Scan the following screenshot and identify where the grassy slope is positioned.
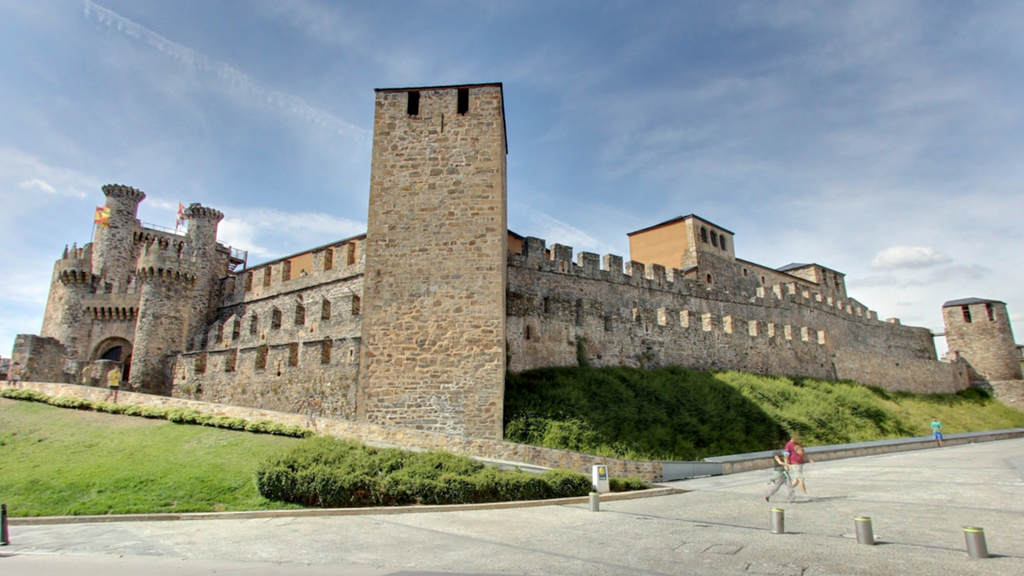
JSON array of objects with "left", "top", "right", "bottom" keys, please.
[
  {"left": 0, "top": 398, "right": 301, "bottom": 517},
  {"left": 504, "top": 365, "right": 1024, "bottom": 461}
]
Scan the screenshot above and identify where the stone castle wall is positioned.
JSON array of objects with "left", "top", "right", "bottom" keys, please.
[
  {"left": 506, "top": 236, "right": 965, "bottom": 392},
  {"left": 170, "top": 236, "right": 366, "bottom": 419},
  {"left": 357, "top": 85, "right": 508, "bottom": 439}
]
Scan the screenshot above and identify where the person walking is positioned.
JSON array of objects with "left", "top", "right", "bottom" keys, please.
[
  {"left": 764, "top": 447, "right": 795, "bottom": 503},
  {"left": 106, "top": 366, "right": 122, "bottom": 403},
  {"left": 931, "top": 417, "right": 944, "bottom": 447},
  {"left": 784, "top": 434, "right": 815, "bottom": 496}
]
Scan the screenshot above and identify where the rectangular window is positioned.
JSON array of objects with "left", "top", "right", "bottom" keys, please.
[
  {"left": 231, "top": 318, "right": 240, "bottom": 341},
  {"left": 255, "top": 345, "right": 268, "bottom": 371},
  {"left": 295, "top": 304, "right": 305, "bottom": 326},
  {"left": 321, "top": 299, "right": 331, "bottom": 320},
  {"left": 263, "top": 267, "right": 272, "bottom": 287},
  {"left": 962, "top": 305, "right": 972, "bottom": 323},
  {"left": 346, "top": 243, "right": 356, "bottom": 266},
  {"left": 250, "top": 314, "right": 259, "bottom": 336},
  {"left": 244, "top": 272, "right": 253, "bottom": 291},
  {"left": 321, "top": 339, "right": 332, "bottom": 365},
  {"left": 351, "top": 295, "right": 361, "bottom": 316},
  {"left": 322, "top": 248, "right": 333, "bottom": 271},
  {"left": 288, "top": 343, "right": 299, "bottom": 367},
  {"left": 457, "top": 88, "right": 469, "bottom": 114},
  {"left": 194, "top": 353, "right": 207, "bottom": 375},
  {"left": 407, "top": 91, "right": 420, "bottom": 115},
  {"left": 224, "top": 349, "right": 237, "bottom": 372},
  {"left": 271, "top": 308, "right": 282, "bottom": 330},
  {"left": 986, "top": 303, "right": 995, "bottom": 321}
]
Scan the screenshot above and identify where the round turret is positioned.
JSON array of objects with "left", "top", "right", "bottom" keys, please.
[
  {"left": 943, "top": 298, "right": 1022, "bottom": 382},
  {"left": 181, "top": 203, "right": 225, "bottom": 350},
  {"left": 92, "top": 183, "right": 146, "bottom": 287},
  {"left": 43, "top": 243, "right": 96, "bottom": 358}
]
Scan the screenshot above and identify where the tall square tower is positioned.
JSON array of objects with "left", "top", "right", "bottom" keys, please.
[{"left": 357, "top": 83, "right": 508, "bottom": 439}]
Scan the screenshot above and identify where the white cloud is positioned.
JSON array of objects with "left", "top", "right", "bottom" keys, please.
[
  {"left": 870, "top": 246, "right": 952, "bottom": 270},
  {"left": 0, "top": 148, "right": 98, "bottom": 201},
  {"left": 19, "top": 179, "right": 56, "bottom": 194},
  {"left": 219, "top": 208, "right": 366, "bottom": 262}
]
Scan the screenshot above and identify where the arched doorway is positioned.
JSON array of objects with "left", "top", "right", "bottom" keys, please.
[{"left": 93, "top": 337, "right": 133, "bottom": 380}]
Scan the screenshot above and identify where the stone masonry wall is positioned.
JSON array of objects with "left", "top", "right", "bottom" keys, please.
[
  {"left": 171, "top": 236, "right": 366, "bottom": 419},
  {"left": 943, "top": 301, "right": 1022, "bottom": 383},
  {"left": 358, "top": 84, "right": 508, "bottom": 439},
  {"left": 5, "top": 381, "right": 663, "bottom": 482},
  {"left": 10, "top": 335, "right": 69, "bottom": 383},
  {"left": 833, "top": 350, "right": 969, "bottom": 394},
  {"left": 507, "top": 237, "right": 958, "bottom": 392}
]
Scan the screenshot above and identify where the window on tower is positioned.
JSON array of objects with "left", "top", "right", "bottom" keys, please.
[{"left": 408, "top": 91, "right": 420, "bottom": 115}]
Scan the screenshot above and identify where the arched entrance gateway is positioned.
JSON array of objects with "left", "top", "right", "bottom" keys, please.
[{"left": 92, "top": 337, "right": 133, "bottom": 380}]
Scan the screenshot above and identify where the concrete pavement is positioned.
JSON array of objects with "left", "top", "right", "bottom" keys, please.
[{"left": 4, "top": 438, "right": 1024, "bottom": 575}]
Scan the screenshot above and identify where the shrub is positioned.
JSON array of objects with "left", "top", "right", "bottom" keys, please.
[
  {"left": 255, "top": 436, "right": 592, "bottom": 508},
  {"left": 47, "top": 396, "right": 93, "bottom": 410},
  {"left": 166, "top": 408, "right": 204, "bottom": 424},
  {"left": 1, "top": 388, "right": 49, "bottom": 402}
]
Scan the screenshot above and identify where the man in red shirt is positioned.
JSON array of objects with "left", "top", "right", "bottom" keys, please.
[{"left": 784, "top": 434, "right": 815, "bottom": 495}]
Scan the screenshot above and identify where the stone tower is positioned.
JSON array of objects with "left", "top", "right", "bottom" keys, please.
[
  {"left": 943, "top": 298, "right": 1022, "bottom": 383},
  {"left": 40, "top": 244, "right": 95, "bottom": 359},
  {"left": 129, "top": 236, "right": 198, "bottom": 393},
  {"left": 357, "top": 83, "right": 508, "bottom": 439},
  {"left": 92, "top": 184, "right": 146, "bottom": 290},
  {"left": 182, "top": 204, "right": 226, "bottom": 349}
]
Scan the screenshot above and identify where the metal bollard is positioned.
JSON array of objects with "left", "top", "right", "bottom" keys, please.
[
  {"left": 963, "top": 527, "right": 988, "bottom": 559},
  {"left": 589, "top": 492, "right": 600, "bottom": 512},
  {"left": 1, "top": 502, "right": 9, "bottom": 545},
  {"left": 854, "top": 516, "right": 875, "bottom": 545},
  {"left": 770, "top": 508, "right": 785, "bottom": 534}
]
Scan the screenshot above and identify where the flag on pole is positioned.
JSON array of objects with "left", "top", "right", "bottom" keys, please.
[
  {"left": 94, "top": 206, "right": 111, "bottom": 228},
  {"left": 176, "top": 203, "right": 188, "bottom": 228}
]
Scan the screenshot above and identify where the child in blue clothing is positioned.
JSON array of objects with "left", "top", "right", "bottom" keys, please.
[{"left": 931, "top": 417, "right": 943, "bottom": 447}]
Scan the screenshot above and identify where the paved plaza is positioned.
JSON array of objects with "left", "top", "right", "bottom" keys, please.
[{"left": 3, "top": 438, "right": 1024, "bottom": 575}]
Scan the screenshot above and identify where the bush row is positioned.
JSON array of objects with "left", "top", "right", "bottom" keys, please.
[
  {"left": 0, "top": 387, "right": 313, "bottom": 438},
  {"left": 255, "top": 436, "right": 595, "bottom": 507}
]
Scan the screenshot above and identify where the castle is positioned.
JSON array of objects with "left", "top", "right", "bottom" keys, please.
[{"left": 10, "top": 83, "right": 1023, "bottom": 441}]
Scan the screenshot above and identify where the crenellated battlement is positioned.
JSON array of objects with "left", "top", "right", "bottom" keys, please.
[
  {"left": 135, "top": 238, "right": 198, "bottom": 285},
  {"left": 55, "top": 243, "right": 95, "bottom": 286},
  {"left": 509, "top": 236, "right": 883, "bottom": 326},
  {"left": 184, "top": 203, "right": 224, "bottom": 222},
  {"left": 234, "top": 236, "right": 366, "bottom": 304},
  {"left": 101, "top": 183, "right": 146, "bottom": 203}
]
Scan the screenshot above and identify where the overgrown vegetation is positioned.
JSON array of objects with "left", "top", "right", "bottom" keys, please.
[
  {"left": 504, "top": 365, "right": 1024, "bottom": 461},
  {"left": 255, "top": 436, "right": 594, "bottom": 507},
  {"left": 0, "top": 397, "right": 302, "bottom": 516},
  {"left": 0, "top": 387, "right": 312, "bottom": 438}
]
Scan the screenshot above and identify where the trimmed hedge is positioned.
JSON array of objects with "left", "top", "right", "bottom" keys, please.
[
  {"left": 0, "top": 387, "right": 312, "bottom": 438},
  {"left": 255, "top": 436, "right": 594, "bottom": 507}
]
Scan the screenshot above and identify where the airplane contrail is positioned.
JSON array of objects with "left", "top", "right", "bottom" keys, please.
[{"left": 82, "top": 1, "right": 370, "bottom": 143}]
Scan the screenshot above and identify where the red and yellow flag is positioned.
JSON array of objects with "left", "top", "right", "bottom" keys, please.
[
  {"left": 176, "top": 203, "right": 189, "bottom": 228},
  {"left": 94, "top": 206, "right": 111, "bottom": 228}
]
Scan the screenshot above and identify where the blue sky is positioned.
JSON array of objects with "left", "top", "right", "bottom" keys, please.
[{"left": 2, "top": 0, "right": 1023, "bottom": 357}]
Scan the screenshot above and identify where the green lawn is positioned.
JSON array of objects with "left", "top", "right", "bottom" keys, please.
[
  {"left": 504, "top": 365, "right": 1024, "bottom": 461},
  {"left": 0, "top": 398, "right": 302, "bottom": 517}
]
